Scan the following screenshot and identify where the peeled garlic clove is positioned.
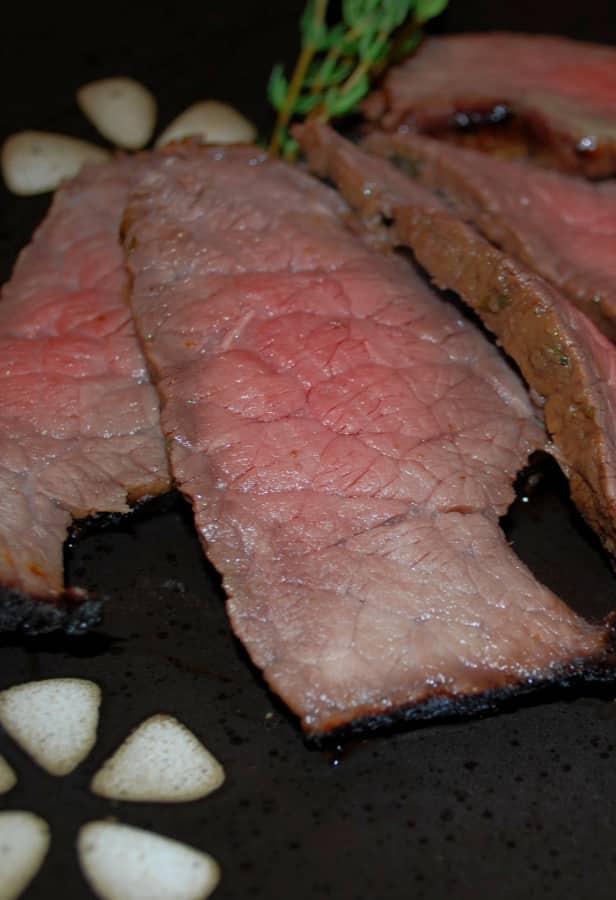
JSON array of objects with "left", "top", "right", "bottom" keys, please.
[
  {"left": 77, "top": 77, "right": 157, "bottom": 150},
  {"left": 90, "top": 713, "right": 225, "bottom": 803},
  {"left": 0, "top": 678, "right": 101, "bottom": 776},
  {"left": 0, "top": 811, "right": 50, "bottom": 900},
  {"left": 1, "top": 131, "right": 109, "bottom": 195},
  {"left": 155, "top": 101, "right": 256, "bottom": 148},
  {"left": 77, "top": 820, "right": 221, "bottom": 900},
  {"left": 0, "top": 754, "right": 17, "bottom": 794}
]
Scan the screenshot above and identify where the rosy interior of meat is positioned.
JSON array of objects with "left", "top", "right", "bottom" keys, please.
[
  {"left": 297, "top": 123, "right": 616, "bottom": 560},
  {"left": 367, "top": 32, "right": 616, "bottom": 176},
  {"left": 3, "top": 25, "right": 616, "bottom": 722},
  {"left": 122, "top": 145, "right": 610, "bottom": 736},
  {"left": 0, "top": 157, "right": 170, "bottom": 612},
  {"left": 365, "top": 131, "right": 616, "bottom": 342}
]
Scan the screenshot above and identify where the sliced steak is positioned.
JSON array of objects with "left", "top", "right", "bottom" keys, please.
[
  {"left": 365, "top": 33, "right": 616, "bottom": 178},
  {"left": 363, "top": 131, "right": 616, "bottom": 342},
  {"left": 298, "top": 123, "right": 616, "bottom": 558},
  {"left": 123, "top": 143, "right": 611, "bottom": 738},
  {"left": 0, "top": 157, "right": 170, "bottom": 633}
]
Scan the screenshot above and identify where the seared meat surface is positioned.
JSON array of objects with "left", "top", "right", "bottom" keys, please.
[
  {"left": 298, "top": 123, "right": 616, "bottom": 559},
  {"left": 0, "top": 157, "right": 170, "bottom": 633},
  {"left": 365, "top": 132, "right": 616, "bottom": 342},
  {"left": 123, "top": 144, "right": 610, "bottom": 737}
]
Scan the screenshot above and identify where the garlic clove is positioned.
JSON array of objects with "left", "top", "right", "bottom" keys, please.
[
  {"left": 77, "top": 76, "right": 157, "bottom": 150},
  {"left": 90, "top": 713, "right": 225, "bottom": 802},
  {"left": 0, "top": 753, "right": 17, "bottom": 794},
  {"left": 0, "top": 811, "right": 50, "bottom": 900},
  {"left": 1, "top": 131, "right": 110, "bottom": 195},
  {"left": 155, "top": 101, "right": 257, "bottom": 147},
  {"left": 77, "top": 820, "right": 221, "bottom": 900},
  {"left": 0, "top": 678, "right": 101, "bottom": 776}
]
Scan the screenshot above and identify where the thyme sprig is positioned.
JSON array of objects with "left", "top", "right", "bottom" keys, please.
[{"left": 268, "top": 0, "right": 449, "bottom": 159}]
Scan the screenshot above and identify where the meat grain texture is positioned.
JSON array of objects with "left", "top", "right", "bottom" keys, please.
[
  {"left": 0, "top": 157, "right": 170, "bottom": 632},
  {"left": 298, "top": 123, "right": 616, "bottom": 560},
  {"left": 123, "top": 144, "right": 610, "bottom": 736},
  {"left": 365, "top": 33, "right": 616, "bottom": 177},
  {"left": 365, "top": 131, "right": 616, "bottom": 342}
]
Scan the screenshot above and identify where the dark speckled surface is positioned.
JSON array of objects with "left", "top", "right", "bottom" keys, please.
[{"left": 1, "top": 3, "right": 616, "bottom": 898}]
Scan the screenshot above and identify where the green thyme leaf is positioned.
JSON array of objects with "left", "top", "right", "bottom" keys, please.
[
  {"left": 268, "top": 0, "right": 449, "bottom": 158},
  {"left": 322, "top": 22, "right": 347, "bottom": 51},
  {"left": 267, "top": 63, "right": 290, "bottom": 111},
  {"left": 301, "top": 0, "right": 330, "bottom": 48},
  {"left": 415, "top": 0, "right": 449, "bottom": 23},
  {"left": 281, "top": 134, "right": 300, "bottom": 160},
  {"left": 324, "top": 72, "right": 371, "bottom": 116},
  {"left": 395, "top": 28, "right": 423, "bottom": 58},
  {"left": 305, "top": 54, "right": 354, "bottom": 88},
  {"left": 294, "top": 92, "right": 327, "bottom": 115},
  {"left": 380, "top": 0, "right": 416, "bottom": 30}
]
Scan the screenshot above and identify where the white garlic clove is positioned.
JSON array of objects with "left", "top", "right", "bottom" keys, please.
[
  {"left": 77, "top": 76, "right": 157, "bottom": 150},
  {"left": 1, "top": 131, "right": 110, "bottom": 195},
  {"left": 0, "top": 811, "right": 50, "bottom": 900},
  {"left": 0, "top": 678, "right": 101, "bottom": 776},
  {"left": 0, "top": 753, "right": 17, "bottom": 794},
  {"left": 155, "top": 101, "right": 257, "bottom": 148},
  {"left": 90, "top": 713, "right": 225, "bottom": 803},
  {"left": 77, "top": 820, "right": 221, "bottom": 900}
]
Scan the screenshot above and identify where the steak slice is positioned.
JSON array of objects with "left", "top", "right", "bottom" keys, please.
[
  {"left": 363, "top": 131, "right": 616, "bottom": 343},
  {"left": 0, "top": 156, "right": 170, "bottom": 634},
  {"left": 298, "top": 123, "right": 616, "bottom": 558},
  {"left": 123, "top": 143, "right": 611, "bottom": 738},
  {"left": 364, "top": 33, "right": 616, "bottom": 178}
]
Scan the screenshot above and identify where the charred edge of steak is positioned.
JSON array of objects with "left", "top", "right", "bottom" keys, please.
[
  {"left": 0, "top": 584, "right": 102, "bottom": 636},
  {"left": 307, "top": 639, "right": 616, "bottom": 747},
  {"left": 1, "top": 496, "right": 182, "bottom": 636}
]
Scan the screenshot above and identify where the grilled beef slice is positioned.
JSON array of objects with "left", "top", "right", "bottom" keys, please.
[
  {"left": 363, "top": 131, "right": 616, "bottom": 343},
  {"left": 0, "top": 157, "right": 170, "bottom": 633},
  {"left": 122, "top": 144, "right": 611, "bottom": 738},
  {"left": 364, "top": 33, "right": 616, "bottom": 178},
  {"left": 298, "top": 123, "right": 616, "bottom": 559}
]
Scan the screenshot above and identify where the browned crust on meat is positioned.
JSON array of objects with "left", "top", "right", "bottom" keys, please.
[
  {"left": 306, "top": 612, "right": 616, "bottom": 741},
  {"left": 296, "top": 123, "right": 616, "bottom": 558},
  {"left": 308, "top": 642, "right": 616, "bottom": 743},
  {"left": 364, "top": 131, "right": 616, "bottom": 343},
  {"left": 394, "top": 209, "right": 616, "bottom": 556}
]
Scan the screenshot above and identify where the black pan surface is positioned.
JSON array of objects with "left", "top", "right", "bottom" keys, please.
[{"left": 2, "top": 3, "right": 616, "bottom": 898}]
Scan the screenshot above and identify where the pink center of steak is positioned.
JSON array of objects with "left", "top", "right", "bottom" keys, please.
[
  {"left": 369, "top": 32, "right": 616, "bottom": 177},
  {"left": 297, "top": 123, "right": 616, "bottom": 560},
  {"left": 382, "top": 33, "right": 616, "bottom": 121},
  {"left": 0, "top": 157, "right": 170, "bottom": 601},
  {"left": 368, "top": 131, "right": 616, "bottom": 342},
  {"left": 123, "top": 145, "right": 608, "bottom": 735}
]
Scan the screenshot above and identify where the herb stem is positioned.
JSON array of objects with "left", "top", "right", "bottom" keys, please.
[
  {"left": 270, "top": 0, "right": 329, "bottom": 157},
  {"left": 342, "top": 27, "right": 390, "bottom": 93},
  {"left": 267, "top": 0, "right": 450, "bottom": 158},
  {"left": 375, "top": 13, "right": 421, "bottom": 75},
  {"left": 307, "top": 25, "right": 388, "bottom": 123},
  {"left": 308, "top": 24, "right": 361, "bottom": 97}
]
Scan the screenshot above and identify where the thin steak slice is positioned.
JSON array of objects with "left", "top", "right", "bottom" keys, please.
[
  {"left": 364, "top": 33, "right": 616, "bottom": 178},
  {"left": 363, "top": 131, "right": 616, "bottom": 343},
  {"left": 0, "top": 156, "right": 170, "bottom": 634},
  {"left": 298, "top": 123, "right": 616, "bottom": 558},
  {"left": 123, "top": 143, "right": 611, "bottom": 738}
]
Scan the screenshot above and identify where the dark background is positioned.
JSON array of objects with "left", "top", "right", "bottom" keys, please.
[{"left": 1, "top": 2, "right": 616, "bottom": 899}]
